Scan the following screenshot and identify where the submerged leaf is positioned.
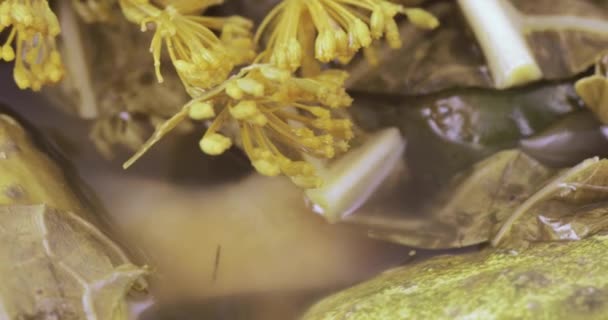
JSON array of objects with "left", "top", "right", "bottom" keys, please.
[
  {"left": 341, "top": 83, "right": 585, "bottom": 249},
  {"left": 303, "top": 234, "right": 608, "bottom": 320},
  {"left": 424, "top": 150, "right": 553, "bottom": 247},
  {"left": 348, "top": 150, "right": 553, "bottom": 249},
  {"left": 493, "top": 156, "right": 608, "bottom": 247},
  {"left": 350, "top": 148, "right": 608, "bottom": 249}
]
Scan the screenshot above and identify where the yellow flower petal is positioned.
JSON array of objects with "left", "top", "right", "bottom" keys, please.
[
  {"left": 0, "top": 0, "right": 64, "bottom": 91},
  {"left": 256, "top": 0, "right": 439, "bottom": 70}
]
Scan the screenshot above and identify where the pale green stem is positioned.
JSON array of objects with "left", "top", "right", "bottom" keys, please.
[
  {"left": 457, "top": 0, "right": 542, "bottom": 89},
  {"left": 305, "top": 127, "right": 405, "bottom": 223}
]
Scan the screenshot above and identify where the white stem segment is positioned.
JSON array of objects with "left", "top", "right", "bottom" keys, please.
[
  {"left": 58, "top": 1, "right": 98, "bottom": 119},
  {"left": 305, "top": 128, "right": 406, "bottom": 223},
  {"left": 457, "top": 0, "right": 542, "bottom": 89}
]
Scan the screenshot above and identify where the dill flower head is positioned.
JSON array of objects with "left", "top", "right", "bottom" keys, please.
[
  {"left": 118, "top": 0, "right": 255, "bottom": 94},
  {"left": 255, "top": 0, "right": 439, "bottom": 71},
  {"left": 0, "top": 0, "right": 64, "bottom": 91},
  {"left": 125, "top": 64, "right": 354, "bottom": 188}
]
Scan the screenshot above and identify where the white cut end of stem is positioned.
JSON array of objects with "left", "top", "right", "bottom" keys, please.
[
  {"left": 305, "top": 128, "right": 406, "bottom": 223},
  {"left": 457, "top": 0, "right": 542, "bottom": 89}
]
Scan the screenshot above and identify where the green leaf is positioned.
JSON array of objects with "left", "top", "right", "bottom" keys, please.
[{"left": 303, "top": 234, "right": 608, "bottom": 320}]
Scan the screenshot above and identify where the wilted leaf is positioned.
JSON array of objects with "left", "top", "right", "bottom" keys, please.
[
  {"left": 303, "top": 234, "right": 608, "bottom": 320},
  {"left": 348, "top": 0, "right": 608, "bottom": 95},
  {"left": 493, "top": 156, "right": 608, "bottom": 247},
  {"left": 350, "top": 148, "right": 608, "bottom": 249},
  {"left": 0, "top": 112, "right": 147, "bottom": 319},
  {"left": 423, "top": 150, "right": 553, "bottom": 247},
  {"left": 349, "top": 150, "right": 553, "bottom": 249}
]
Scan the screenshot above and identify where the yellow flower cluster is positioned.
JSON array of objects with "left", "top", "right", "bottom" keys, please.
[
  {"left": 118, "top": 0, "right": 437, "bottom": 187},
  {"left": 256, "top": 0, "right": 439, "bottom": 70},
  {"left": 126, "top": 64, "right": 353, "bottom": 188},
  {"left": 0, "top": 0, "right": 64, "bottom": 91},
  {"left": 118, "top": 0, "right": 255, "bottom": 94},
  {"left": 2, "top": 0, "right": 438, "bottom": 188}
]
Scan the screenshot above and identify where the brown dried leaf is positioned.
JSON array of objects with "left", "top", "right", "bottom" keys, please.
[{"left": 493, "top": 157, "right": 608, "bottom": 247}]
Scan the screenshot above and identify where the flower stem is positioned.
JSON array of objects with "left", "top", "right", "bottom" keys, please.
[{"left": 457, "top": 0, "right": 542, "bottom": 89}]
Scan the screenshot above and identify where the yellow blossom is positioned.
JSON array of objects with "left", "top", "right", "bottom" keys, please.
[
  {"left": 124, "top": 65, "right": 354, "bottom": 188},
  {"left": 118, "top": 0, "right": 255, "bottom": 93},
  {"left": 0, "top": 0, "right": 64, "bottom": 91},
  {"left": 188, "top": 101, "right": 215, "bottom": 120},
  {"left": 255, "top": 0, "right": 439, "bottom": 71},
  {"left": 199, "top": 132, "right": 232, "bottom": 155}
]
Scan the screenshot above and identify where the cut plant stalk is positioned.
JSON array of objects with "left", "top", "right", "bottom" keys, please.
[
  {"left": 457, "top": 0, "right": 542, "bottom": 89},
  {"left": 305, "top": 127, "right": 406, "bottom": 223}
]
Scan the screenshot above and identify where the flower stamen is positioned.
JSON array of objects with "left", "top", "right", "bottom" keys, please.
[
  {"left": 118, "top": 0, "right": 255, "bottom": 92},
  {"left": 0, "top": 0, "right": 64, "bottom": 91},
  {"left": 256, "top": 0, "right": 439, "bottom": 71},
  {"left": 125, "top": 65, "right": 354, "bottom": 188}
]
